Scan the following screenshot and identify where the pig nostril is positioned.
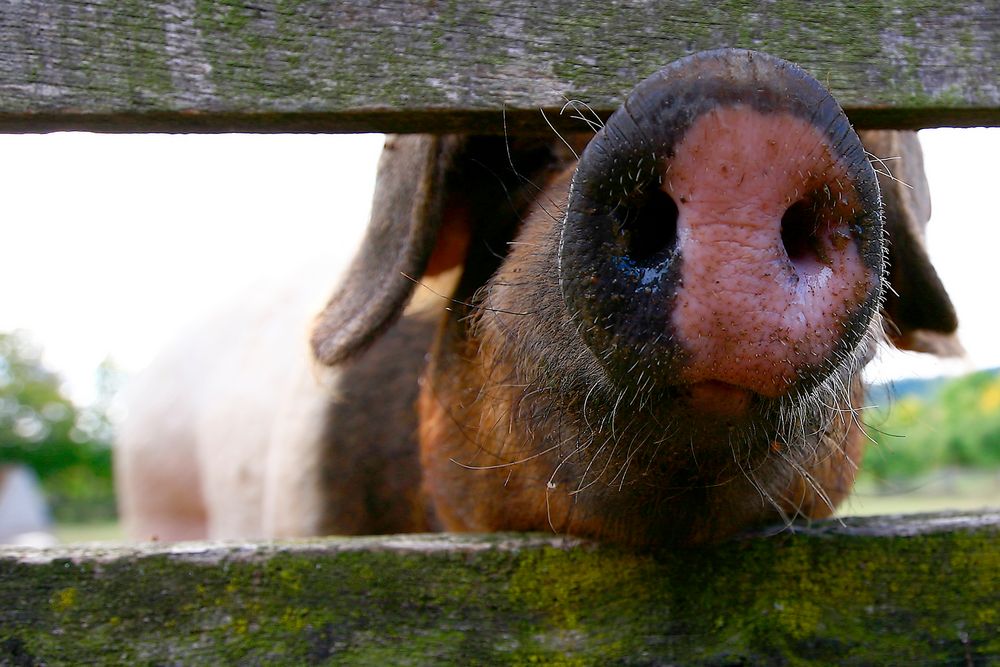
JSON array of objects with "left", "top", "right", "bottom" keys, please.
[
  {"left": 619, "top": 189, "right": 679, "bottom": 267},
  {"left": 781, "top": 200, "right": 823, "bottom": 270}
]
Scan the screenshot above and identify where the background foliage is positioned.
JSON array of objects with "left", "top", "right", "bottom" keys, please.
[
  {"left": 863, "top": 369, "right": 1000, "bottom": 482},
  {"left": 0, "top": 331, "right": 117, "bottom": 522}
]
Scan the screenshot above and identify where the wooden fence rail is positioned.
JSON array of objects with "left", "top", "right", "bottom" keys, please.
[
  {"left": 1, "top": 512, "right": 998, "bottom": 664},
  {"left": 0, "top": 0, "right": 997, "bottom": 134}
]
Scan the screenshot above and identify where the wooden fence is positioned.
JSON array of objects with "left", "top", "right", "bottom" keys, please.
[
  {"left": 0, "top": 1, "right": 996, "bottom": 133},
  {"left": 2, "top": 513, "right": 998, "bottom": 664},
  {"left": 1, "top": 2, "right": 998, "bottom": 663}
]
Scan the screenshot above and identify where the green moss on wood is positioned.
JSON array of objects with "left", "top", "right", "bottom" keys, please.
[{"left": 1, "top": 513, "right": 996, "bottom": 664}]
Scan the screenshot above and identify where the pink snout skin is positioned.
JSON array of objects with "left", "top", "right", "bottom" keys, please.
[{"left": 667, "top": 106, "right": 877, "bottom": 401}]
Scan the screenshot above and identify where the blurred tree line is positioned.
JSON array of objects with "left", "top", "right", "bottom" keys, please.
[
  {"left": 0, "top": 331, "right": 117, "bottom": 522},
  {"left": 863, "top": 369, "right": 1000, "bottom": 483}
]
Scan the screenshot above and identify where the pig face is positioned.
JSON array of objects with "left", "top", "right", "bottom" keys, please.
[{"left": 312, "top": 49, "right": 958, "bottom": 546}]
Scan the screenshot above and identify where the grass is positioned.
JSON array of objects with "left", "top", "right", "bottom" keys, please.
[
  {"left": 53, "top": 521, "right": 124, "bottom": 544},
  {"left": 840, "top": 469, "right": 1000, "bottom": 517}
]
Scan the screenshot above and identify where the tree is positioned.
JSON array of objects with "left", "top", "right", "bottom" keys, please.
[
  {"left": 863, "top": 369, "right": 1000, "bottom": 482},
  {"left": 0, "top": 331, "right": 115, "bottom": 521}
]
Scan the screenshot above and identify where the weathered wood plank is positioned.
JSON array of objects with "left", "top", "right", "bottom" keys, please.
[
  {"left": 1, "top": 511, "right": 997, "bottom": 664},
  {"left": 0, "top": 0, "right": 996, "bottom": 134}
]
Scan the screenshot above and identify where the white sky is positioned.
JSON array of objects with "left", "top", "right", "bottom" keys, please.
[{"left": 0, "top": 128, "right": 996, "bottom": 404}]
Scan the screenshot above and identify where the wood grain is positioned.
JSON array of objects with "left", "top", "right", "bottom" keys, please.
[
  {"left": 0, "top": 0, "right": 996, "bottom": 133},
  {"left": 1, "top": 512, "right": 997, "bottom": 663}
]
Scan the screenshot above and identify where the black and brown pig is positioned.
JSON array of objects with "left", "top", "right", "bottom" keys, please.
[{"left": 117, "top": 49, "right": 959, "bottom": 547}]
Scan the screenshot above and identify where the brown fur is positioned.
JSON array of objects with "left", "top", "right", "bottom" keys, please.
[
  {"left": 317, "top": 310, "right": 439, "bottom": 534},
  {"left": 412, "top": 169, "right": 871, "bottom": 546}
]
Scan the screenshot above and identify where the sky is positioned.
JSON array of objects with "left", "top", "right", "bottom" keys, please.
[{"left": 0, "top": 128, "right": 997, "bottom": 405}]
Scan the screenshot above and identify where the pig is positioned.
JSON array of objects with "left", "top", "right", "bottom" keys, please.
[{"left": 116, "top": 49, "right": 959, "bottom": 547}]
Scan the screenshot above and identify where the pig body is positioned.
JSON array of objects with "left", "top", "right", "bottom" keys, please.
[{"left": 117, "top": 50, "right": 958, "bottom": 546}]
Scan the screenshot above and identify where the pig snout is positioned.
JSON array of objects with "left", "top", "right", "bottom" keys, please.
[
  {"left": 560, "top": 50, "right": 883, "bottom": 411},
  {"left": 414, "top": 49, "right": 889, "bottom": 546}
]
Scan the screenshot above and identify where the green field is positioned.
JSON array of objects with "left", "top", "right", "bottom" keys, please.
[
  {"left": 841, "top": 469, "right": 1000, "bottom": 517},
  {"left": 52, "top": 521, "right": 124, "bottom": 544}
]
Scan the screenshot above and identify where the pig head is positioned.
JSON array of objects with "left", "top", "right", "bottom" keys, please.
[{"left": 307, "top": 49, "right": 958, "bottom": 547}]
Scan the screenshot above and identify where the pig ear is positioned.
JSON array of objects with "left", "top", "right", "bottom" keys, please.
[
  {"left": 861, "top": 130, "right": 962, "bottom": 356},
  {"left": 311, "top": 134, "right": 463, "bottom": 366}
]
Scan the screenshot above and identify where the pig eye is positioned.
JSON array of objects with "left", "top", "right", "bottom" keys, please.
[{"left": 618, "top": 188, "right": 679, "bottom": 268}]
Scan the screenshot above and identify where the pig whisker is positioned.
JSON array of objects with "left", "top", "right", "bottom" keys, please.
[
  {"left": 611, "top": 428, "right": 650, "bottom": 491},
  {"left": 572, "top": 424, "right": 628, "bottom": 493},
  {"left": 861, "top": 419, "right": 903, "bottom": 441},
  {"left": 614, "top": 454, "right": 636, "bottom": 492},
  {"left": 477, "top": 160, "right": 569, "bottom": 229},
  {"left": 566, "top": 113, "right": 603, "bottom": 132},
  {"left": 832, "top": 434, "right": 862, "bottom": 473},
  {"left": 864, "top": 150, "right": 914, "bottom": 190},
  {"left": 499, "top": 109, "right": 574, "bottom": 218},
  {"left": 781, "top": 449, "right": 839, "bottom": 516},
  {"left": 688, "top": 434, "right": 701, "bottom": 471},
  {"left": 595, "top": 432, "right": 628, "bottom": 489},
  {"left": 571, "top": 438, "right": 613, "bottom": 496},
  {"left": 553, "top": 433, "right": 601, "bottom": 490},
  {"left": 788, "top": 461, "right": 844, "bottom": 525},
  {"left": 545, "top": 483, "right": 557, "bottom": 534},
  {"left": 842, "top": 398, "right": 879, "bottom": 448},
  {"left": 731, "top": 440, "right": 786, "bottom": 522},
  {"left": 492, "top": 381, "right": 533, "bottom": 390},
  {"left": 500, "top": 108, "right": 548, "bottom": 199},
  {"left": 608, "top": 388, "right": 627, "bottom": 440},
  {"left": 517, "top": 385, "right": 555, "bottom": 406},
  {"left": 540, "top": 108, "right": 580, "bottom": 161},
  {"left": 640, "top": 433, "right": 671, "bottom": 476},
  {"left": 602, "top": 425, "right": 646, "bottom": 490},
  {"left": 401, "top": 272, "right": 535, "bottom": 317},
  {"left": 448, "top": 437, "right": 564, "bottom": 471},
  {"left": 581, "top": 381, "right": 601, "bottom": 431},
  {"left": 533, "top": 195, "right": 569, "bottom": 226},
  {"left": 559, "top": 98, "right": 605, "bottom": 132}
]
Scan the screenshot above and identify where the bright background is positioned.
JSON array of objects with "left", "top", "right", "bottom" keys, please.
[{"left": 0, "top": 128, "right": 996, "bottom": 404}]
